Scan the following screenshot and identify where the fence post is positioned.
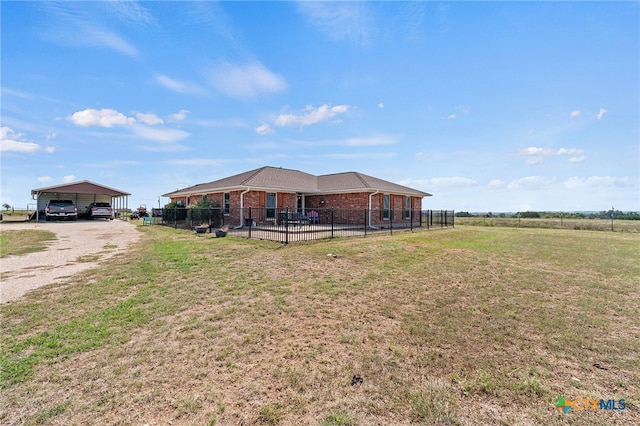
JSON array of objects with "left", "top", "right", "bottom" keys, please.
[
  {"left": 364, "top": 209, "right": 367, "bottom": 236},
  {"left": 248, "top": 208, "right": 252, "bottom": 238},
  {"left": 285, "top": 206, "right": 289, "bottom": 244},
  {"left": 331, "top": 208, "right": 335, "bottom": 238},
  {"left": 390, "top": 209, "right": 393, "bottom": 235},
  {"left": 410, "top": 209, "right": 413, "bottom": 232},
  {"left": 452, "top": 210, "right": 455, "bottom": 227}
]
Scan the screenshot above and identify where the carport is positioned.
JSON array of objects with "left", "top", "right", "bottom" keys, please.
[{"left": 31, "top": 180, "right": 131, "bottom": 221}]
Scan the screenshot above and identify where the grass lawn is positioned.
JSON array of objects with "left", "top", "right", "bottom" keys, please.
[
  {"left": 1, "top": 225, "right": 638, "bottom": 425},
  {"left": 0, "top": 229, "right": 57, "bottom": 258}
]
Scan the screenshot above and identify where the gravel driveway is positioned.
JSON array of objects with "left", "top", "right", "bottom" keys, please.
[{"left": 0, "top": 220, "right": 141, "bottom": 304}]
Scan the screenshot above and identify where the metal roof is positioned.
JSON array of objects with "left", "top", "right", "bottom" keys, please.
[
  {"left": 31, "top": 180, "right": 130, "bottom": 196},
  {"left": 163, "top": 166, "right": 431, "bottom": 197}
]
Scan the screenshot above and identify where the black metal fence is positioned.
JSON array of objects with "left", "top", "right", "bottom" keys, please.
[{"left": 158, "top": 207, "right": 454, "bottom": 243}]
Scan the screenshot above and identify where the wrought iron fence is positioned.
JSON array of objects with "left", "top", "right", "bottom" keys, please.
[{"left": 159, "top": 207, "right": 454, "bottom": 243}]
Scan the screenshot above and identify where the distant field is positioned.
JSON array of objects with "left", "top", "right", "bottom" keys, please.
[
  {"left": 0, "top": 210, "right": 34, "bottom": 222},
  {"left": 1, "top": 225, "right": 638, "bottom": 425},
  {"left": 456, "top": 217, "right": 640, "bottom": 232}
]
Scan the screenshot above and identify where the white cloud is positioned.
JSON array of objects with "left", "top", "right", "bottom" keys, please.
[
  {"left": 447, "top": 114, "right": 457, "bottom": 120},
  {"left": 135, "top": 112, "right": 163, "bottom": 125},
  {"left": 401, "top": 177, "right": 478, "bottom": 192},
  {"left": 63, "top": 175, "right": 77, "bottom": 183},
  {"left": 68, "top": 108, "right": 189, "bottom": 143},
  {"left": 570, "top": 109, "right": 581, "bottom": 117},
  {"left": 275, "top": 104, "right": 349, "bottom": 129},
  {"left": 517, "top": 146, "right": 585, "bottom": 164},
  {"left": 87, "top": 27, "right": 138, "bottom": 57},
  {"left": 255, "top": 123, "right": 274, "bottom": 136},
  {"left": 488, "top": 179, "right": 505, "bottom": 189},
  {"left": 0, "top": 139, "right": 41, "bottom": 153},
  {"left": 37, "top": 176, "right": 52, "bottom": 183},
  {"left": 165, "top": 158, "right": 225, "bottom": 167},
  {"left": 207, "top": 61, "right": 287, "bottom": 100},
  {"left": 567, "top": 156, "right": 587, "bottom": 164},
  {"left": 557, "top": 148, "right": 583, "bottom": 155},
  {"left": 596, "top": 108, "right": 607, "bottom": 120},
  {"left": 564, "top": 176, "right": 637, "bottom": 189},
  {"left": 507, "top": 176, "right": 557, "bottom": 190},
  {"left": 297, "top": 1, "right": 372, "bottom": 46},
  {"left": 0, "top": 127, "right": 50, "bottom": 153},
  {"left": 131, "top": 126, "right": 190, "bottom": 143},
  {"left": 518, "top": 147, "right": 553, "bottom": 157},
  {"left": 155, "top": 74, "right": 202, "bottom": 95},
  {"left": 344, "top": 135, "right": 397, "bottom": 146},
  {"left": 323, "top": 152, "right": 396, "bottom": 160},
  {"left": 106, "top": 1, "right": 155, "bottom": 27},
  {"left": 517, "top": 146, "right": 552, "bottom": 164},
  {"left": 36, "top": 3, "right": 138, "bottom": 57},
  {"left": 169, "top": 109, "right": 190, "bottom": 122},
  {"left": 69, "top": 108, "right": 136, "bottom": 127},
  {"left": 378, "top": 103, "right": 384, "bottom": 108}
]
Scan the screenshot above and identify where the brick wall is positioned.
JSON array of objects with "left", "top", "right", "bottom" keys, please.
[{"left": 168, "top": 190, "right": 424, "bottom": 227}]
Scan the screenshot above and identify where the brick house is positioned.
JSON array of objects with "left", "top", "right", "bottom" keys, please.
[{"left": 162, "top": 166, "right": 431, "bottom": 227}]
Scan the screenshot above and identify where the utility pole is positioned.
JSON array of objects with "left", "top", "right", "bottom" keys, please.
[{"left": 611, "top": 206, "right": 614, "bottom": 232}]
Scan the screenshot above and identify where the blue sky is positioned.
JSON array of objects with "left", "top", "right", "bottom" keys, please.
[{"left": 1, "top": 1, "right": 638, "bottom": 213}]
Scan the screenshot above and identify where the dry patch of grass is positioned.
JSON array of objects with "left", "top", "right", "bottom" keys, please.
[
  {"left": 0, "top": 229, "right": 57, "bottom": 258},
  {"left": 1, "top": 226, "right": 638, "bottom": 425}
]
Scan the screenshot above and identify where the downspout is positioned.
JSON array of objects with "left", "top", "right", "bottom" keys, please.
[
  {"left": 234, "top": 187, "right": 251, "bottom": 229},
  {"left": 368, "top": 190, "right": 380, "bottom": 229}
]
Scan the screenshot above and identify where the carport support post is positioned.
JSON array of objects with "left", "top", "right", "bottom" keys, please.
[{"left": 35, "top": 192, "right": 40, "bottom": 221}]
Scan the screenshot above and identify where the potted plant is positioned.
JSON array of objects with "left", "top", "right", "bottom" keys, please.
[
  {"left": 214, "top": 226, "right": 228, "bottom": 238},
  {"left": 195, "top": 224, "right": 208, "bottom": 234}
]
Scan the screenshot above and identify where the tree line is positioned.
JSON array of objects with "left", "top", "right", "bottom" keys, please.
[{"left": 455, "top": 211, "right": 640, "bottom": 220}]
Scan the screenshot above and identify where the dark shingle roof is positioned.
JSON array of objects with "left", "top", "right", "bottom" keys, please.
[{"left": 163, "top": 166, "right": 430, "bottom": 197}]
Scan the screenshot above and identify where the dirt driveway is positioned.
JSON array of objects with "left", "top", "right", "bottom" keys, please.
[{"left": 0, "top": 220, "right": 141, "bottom": 304}]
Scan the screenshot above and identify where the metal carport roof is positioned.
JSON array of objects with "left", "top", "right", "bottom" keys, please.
[{"left": 31, "top": 180, "right": 130, "bottom": 197}]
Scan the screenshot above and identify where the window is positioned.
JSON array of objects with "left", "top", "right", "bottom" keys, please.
[
  {"left": 223, "top": 192, "right": 230, "bottom": 214},
  {"left": 383, "top": 194, "right": 390, "bottom": 220},
  {"left": 405, "top": 197, "right": 411, "bottom": 219},
  {"left": 266, "top": 192, "right": 276, "bottom": 219}
]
